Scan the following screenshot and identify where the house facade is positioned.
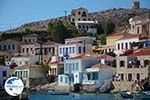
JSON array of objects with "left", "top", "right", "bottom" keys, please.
[
  {"left": 0, "top": 66, "right": 9, "bottom": 87},
  {"left": 0, "top": 39, "right": 21, "bottom": 54},
  {"left": 116, "top": 48, "right": 150, "bottom": 82},
  {"left": 22, "top": 34, "right": 38, "bottom": 43},
  {"left": 75, "top": 21, "right": 97, "bottom": 34},
  {"left": 82, "top": 64, "right": 115, "bottom": 86},
  {"left": 129, "top": 14, "right": 150, "bottom": 35},
  {"left": 58, "top": 43, "right": 92, "bottom": 60},
  {"left": 70, "top": 7, "right": 88, "bottom": 24},
  {"left": 58, "top": 56, "right": 99, "bottom": 86},
  {"left": 65, "top": 36, "right": 96, "bottom": 45}
]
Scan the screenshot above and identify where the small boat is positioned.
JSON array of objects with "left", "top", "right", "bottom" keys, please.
[
  {"left": 120, "top": 91, "right": 134, "bottom": 98},
  {"left": 48, "top": 90, "right": 69, "bottom": 95},
  {"left": 134, "top": 92, "right": 150, "bottom": 99}
]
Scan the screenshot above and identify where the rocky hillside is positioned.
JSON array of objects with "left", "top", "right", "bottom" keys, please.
[{"left": 4, "top": 8, "right": 150, "bottom": 33}]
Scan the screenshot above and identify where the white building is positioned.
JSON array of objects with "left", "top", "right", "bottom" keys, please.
[
  {"left": 58, "top": 43, "right": 92, "bottom": 60},
  {"left": 115, "top": 34, "right": 140, "bottom": 56},
  {"left": 5, "top": 56, "right": 39, "bottom": 66},
  {"left": 75, "top": 21, "right": 97, "bottom": 35},
  {"left": 0, "top": 66, "right": 9, "bottom": 87},
  {"left": 82, "top": 64, "right": 115, "bottom": 87},
  {"left": 58, "top": 56, "right": 99, "bottom": 86}
]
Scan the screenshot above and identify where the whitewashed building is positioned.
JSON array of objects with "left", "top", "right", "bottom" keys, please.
[
  {"left": 58, "top": 43, "right": 92, "bottom": 60},
  {"left": 82, "top": 64, "right": 115, "bottom": 87},
  {"left": 58, "top": 56, "right": 99, "bottom": 86}
]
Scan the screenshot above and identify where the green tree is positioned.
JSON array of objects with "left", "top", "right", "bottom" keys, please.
[
  {"left": 102, "top": 20, "right": 115, "bottom": 35},
  {"left": 96, "top": 34, "right": 106, "bottom": 45},
  {"left": 48, "top": 21, "right": 73, "bottom": 43}
]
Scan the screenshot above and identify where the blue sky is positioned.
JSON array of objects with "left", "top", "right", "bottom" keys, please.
[{"left": 0, "top": 0, "right": 149, "bottom": 31}]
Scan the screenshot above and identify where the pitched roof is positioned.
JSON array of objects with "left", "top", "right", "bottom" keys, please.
[
  {"left": 91, "top": 63, "right": 111, "bottom": 69},
  {"left": 118, "top": 34, "right": 140, "bottom": 40},
  {"left": 129, "top": 47, "right": 150, "bottom": 56},
  {"left": 107, "top": 32, "right": 125, "bottom": 37}
]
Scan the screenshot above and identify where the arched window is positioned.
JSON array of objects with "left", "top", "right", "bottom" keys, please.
[{"left": 120, "top": 60, "right": 125, "bottom": 67}]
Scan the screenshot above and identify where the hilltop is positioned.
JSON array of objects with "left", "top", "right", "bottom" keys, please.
[{"left": 3, "top": 8, "right": 150, "bottom": 33}]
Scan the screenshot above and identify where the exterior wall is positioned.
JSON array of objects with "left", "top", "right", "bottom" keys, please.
[
  {"left": 49, "top": 64, "right": 64, "bottom": 76},
  {"left": 0, "top": 67, "right": 9, "bottom": 87},
  {"left": 129, "top": 18, "right": 150, "bottom": 35},
  {"left": 0, "top": 39, "right": 21, "bottom": 54},
  {"left": 58, "top": 43, "right": 92, "bottom": 58},
  {"left": 106, "top": 35, "right": 124, "bottom": 46},
  {"left": 22, "top": 36, "right": 37, "bottom": 43},
  {"left": 71, "top": 8, "right": 88, "bottom": 24},
  {"left": 6, "top": 56, "right": 39, "bottom": 66},
  {"left": 65, "top": 36, "right": 95, "bottom": 44},
  {"left": 58, "top": 75, "right": 69, "bottom": 86},
  {"left": 82, "top": 67, "right": 115, "bottom": 86},
  {"left": 21, "top": 44, "right": 36, "bottom": 56},
  {"left": 116, "top": 56, "right": 150, "bottom": 82},
  {"left": 115, "top": 38, "right": 139, "bottom": 56}
]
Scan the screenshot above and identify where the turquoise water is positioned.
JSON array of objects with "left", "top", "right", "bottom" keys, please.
[{"left": 29, "top": 92, "right": 131, "bottom": 100}]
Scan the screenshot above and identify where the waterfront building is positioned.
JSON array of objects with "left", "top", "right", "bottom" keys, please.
[
  {"left": 48, "top": 56, "right": 64, "bottom": 77},
  {"left": 58, "top": 56, "right": 99, "bottom": 86},
  {"left": 105, "top": 32, "right": 125, "bottom": 53},
  {"left": 0, "top": 66, "right": 9, "bottom": 87},
  {"left": 13, "top": 65, "right": 44, "bottom": 88},
  {"left": 82, "top": 64, "right": 115, "bottom": 86}
]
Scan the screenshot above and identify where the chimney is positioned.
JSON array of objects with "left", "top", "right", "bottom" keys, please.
[{"left": 132, "top": 1, "right": 140, "bottom": 10}]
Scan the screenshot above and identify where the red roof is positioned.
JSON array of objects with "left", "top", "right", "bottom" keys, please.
[
  {"left": 118, "top": 34, "right": 140, "bottom": 40},
  {"left": 129, "top": 48, "right": 150, "bottom": 56},
  {"left": 107, "top": 32, "right": 125, "bottom": 37}
]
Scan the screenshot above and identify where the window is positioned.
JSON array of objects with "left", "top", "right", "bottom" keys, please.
[
  {"left": 72, "top": 63, "right": 75, "bottom": 71},
  {"left": 60, "top": 48, "right": 62, "bottom": 54},
  {"left": 118, "top": 44, "right": 120, "bottom": 50},
  {"left": 2, "top": 71, "right": 7, "bottom": 77},
  {"left": 0, "top": 45, "right": 1, "bottom": 50},
  {"left": 125, "top": 43, "right": 128, "bottom": 49},
  {"left": 76, "top": 62, "right": 79, "bottom": 70},
  {"left": 69, "top": 47, "right": 71, "bottom": 53},
  {"left": 144, "top": 60, "right": 150, "bottom": 67},
  {"left": 63, "top": 48, "right": 65, "bottom": 54},
  {"left": 121, "top": 43, "right": 124, "bottom": 49},
  {"left": 78, "top": 47, "right": 81, "bottom": 53},
  {"left": 66, "top": 48, "right": 68, "bottom": 54},
  {"left": 92, "top": 72, "right": 98, "bottom": 80},
  {"left": 128, "top": 73, "right": 132, "bottom": 81},
  {"left": 72, "top": 47, "right": 75, "bottom": 53},
  {"left": 83, "top": 18, "right": 86, "bottom": 21},
  {"left": 4, "top": 45, "right": 6, "bottom": 50},
  {"left": 137, "top": 27, "right": 140, "bottom": 34},
  {"left": 22, "top": 48, "right": 25, "bottom": 53},
  {"left": 78, "top": 11, "right": 81, "bottom": 15},
  {"left": 8, "top": 45, "right": 11, "bottom": 50},
  {"left": 78, "top": 18, "right": 80, "bottom": 21},
  {"left": 72, "top": 18, "right": 75, "bottom": 22},
  {"left": 26, "top": 48, "right": 29, "bottom": 52},
  {"left": 60, "top": 76, "right": 63, "bottom": 82},
  {"left": 12, "top": 45, "right": 15, "bottom": 50},
  {"left": 121, "top": 74, "right": 124, "bottom": 80},
  {"left": 78, "top": 25, "right": 81, "bottom": 29},
  {"left": 82, "top": 11, "right": 87, "bottom": 17},
  {"left": 120, "top": 61, "right": 125, "bottom": 67},
  {"left": 137, "top": 73, "right": 140, "bottom": 80},
  {"left": 65, "top": 77, "right": 68, "bottom": 83}
]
